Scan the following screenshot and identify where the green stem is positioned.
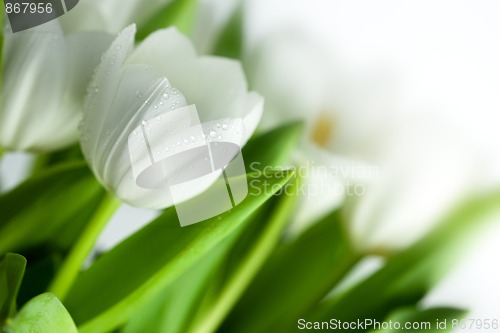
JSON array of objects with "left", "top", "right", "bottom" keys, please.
[
  {"left": 190, "top": 177, "right": 300, "bottom": 333},
  {"left": 48, "top": 192, "right": 121, "bottom": 301}
]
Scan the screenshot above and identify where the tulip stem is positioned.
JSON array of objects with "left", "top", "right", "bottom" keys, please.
[
  {"left": 48, "top": 192, "right": 121, "bottom": 301},
  {"left": 188, "top": 175, "right": 300, "bottom": 333}
]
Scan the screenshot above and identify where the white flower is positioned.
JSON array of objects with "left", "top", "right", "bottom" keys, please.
[
  {"left": 0, "top": 21, "right": 112, "bottom": 152},
  {"left": 80, "top": 25, "right": 263, "bottom": 210},
  {"left": 248, "top": 34, "right": 481, "bottom": 249}
]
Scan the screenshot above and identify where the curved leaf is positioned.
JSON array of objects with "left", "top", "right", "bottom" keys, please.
[
  {"left": 0, "top": 253, "right": 26, "bottom": 321},
  {"left": 0, "top": 162, "right": 105, "bottom": 254},
  {"left": 4, "top": 293, "right": 77, "bottom": 333},
  {"left": 65, "top": 171, "right": 295, "bottom": 333}
]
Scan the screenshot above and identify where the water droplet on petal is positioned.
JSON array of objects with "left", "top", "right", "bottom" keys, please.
[
  {"left": 209, "top": 131, "right": 217, "bottom": 138},
  {"left": 142, "top": 120, "right": 147, "bottom": 126},
  {"left": 222, "top": 124, "right": 228, "bottom": 130}
]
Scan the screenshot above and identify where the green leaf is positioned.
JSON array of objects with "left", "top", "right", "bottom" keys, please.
[
  {"left": 213, "top": 4, "right": 243, "bottom": 59},
  {"left": 65, "top": 171, "right": 294, "bottom": 333},
  {"left": 220, "top": 209, "right": 358, "bottom": 333},
  {"left": 123, "top": 123, "right": 304, "bottom": 333},
  {"left": 243, "top": 121, "right": 303, "bottom": 172},
  {"left": 307, "top": 191, "right": 500, "bottom": 331},
  {"left": 30, "top": 144, "right": 84, "bottom": 176},
  {"left": 367, "top": 306, "right": 466, "bottom": 333},
  {"left": 136, "top": 0, "right": 198, "bottom": 40},
  {"left": 187, "top": 175, "right": 300, "bottom": 333},
  {"left": 4, "top": 293, "right": 77, "bottom": 333},
  {"left": 16, "top": 251, "right": 60, "bottom": 308},
  {"left": 0, "top": 162, "right": 105, "bottom": 254},
  {"left": 0, "top": 253, "right": 26, "bottom": 321},
  {"left": 123, "top": 234, "right": 235, "bottom": 333}
]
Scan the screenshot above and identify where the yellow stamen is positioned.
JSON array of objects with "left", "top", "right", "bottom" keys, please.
[{"left": 311, "top": 113, "right": 335, "bottom": 148}]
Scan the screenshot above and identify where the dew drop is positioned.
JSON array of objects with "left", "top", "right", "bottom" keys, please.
[
  {"left": 222, "top": 124, "right": 228, "bottom": 130},
  {"left": 184, "top": 139, "right": 189, "bottom": 145},
  {"left": 190, "top": 136, "right": 196, "bottom": 142},
  {"left": 209, "top": 131, "right": 217, "bottom": 138},
  {"left": 142, "top": 120, "right": 147, "bottom": 126},
  {"left": 217, "top": 135, "right": 222, "bottom": 140},
  {"left": 216, "top": 123, "right": 221, "bottom": 128}
]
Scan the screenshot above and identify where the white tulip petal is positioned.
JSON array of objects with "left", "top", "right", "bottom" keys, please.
[
  {"left": 1, "top": 19, "right": 113, "bottom": 152},
  {"left": 170, "top": 56, "right": 247, "bottom": 122},
  {"left": 1, "top": 22, "right": 66, "bottom": 151},
  {"left": 125, "top": 27, "right": 197, "bottom": 76}
]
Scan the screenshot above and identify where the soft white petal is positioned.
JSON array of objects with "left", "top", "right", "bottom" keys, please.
[
  {"left": 126, "top": 29, "right": 248, "bottom": 122},
  {"left": 80, "top": 24, "right": 138, "bottom": 166},
  {"left": 125, "top": 27, "right": 197, "bottom": 73},
  {"left": 1, "top": 21, "right": 66, "bottom": 151},
  {"left": 248, "top": 34, "right": 329, "bottom": 130},
  {"left": 168, "top": 56, "right": 247, "bottom": 122}
]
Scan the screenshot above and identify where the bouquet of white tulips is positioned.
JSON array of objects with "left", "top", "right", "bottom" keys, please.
[{"left": 1, "top": 1, "right": 499, "bottom": 332}]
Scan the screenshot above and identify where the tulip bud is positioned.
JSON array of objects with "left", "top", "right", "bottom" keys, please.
[{"left": 80, "top": 25, "right": 263, "bottom": 212}]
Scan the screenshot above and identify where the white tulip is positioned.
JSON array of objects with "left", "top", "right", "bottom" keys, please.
[
  {"left": 0, "top": 20, "right": 112, "bottom": 152},
  {"left": 248, "top": 34, "right": 482, "bottom": 250},
  {"left": 80, "top": 25, "right": 263, "bottom": 210}
]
